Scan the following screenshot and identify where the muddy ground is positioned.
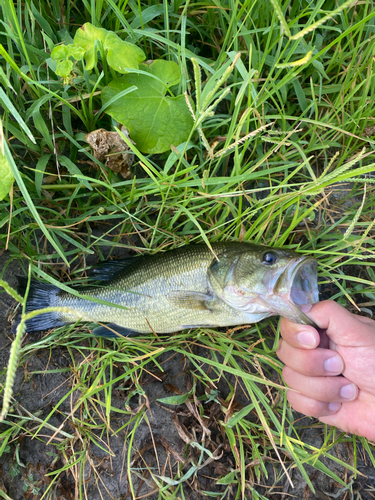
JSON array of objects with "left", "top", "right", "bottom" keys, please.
[{"left": 0, "top": 253, "right": 375, "bottom": 499}]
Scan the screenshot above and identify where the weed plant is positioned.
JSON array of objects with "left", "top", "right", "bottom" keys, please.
[{"left": 0, "top": 0, "right": 375, "bottom": 498}]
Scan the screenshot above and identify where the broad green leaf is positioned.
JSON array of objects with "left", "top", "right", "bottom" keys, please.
[
  {"left": 56, "top": 59, "right": 74, "bottom": 79},
  {"left": 0, "top": 146, "right": 14, "bottom": 201},
  {"left": 73, "top": 23, "right": 145, "bottom": 72},
  {"left": 102, "top": 60, "right": 194, "bottom": 154},
  {"left": 51, "top": 44, "right": 85, "bottom": 78},
  {"left": 51, "top": 44, "right": 85, "bottom": 61}
]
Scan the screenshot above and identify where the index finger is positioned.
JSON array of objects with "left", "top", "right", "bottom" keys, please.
[{"left": 298, "top": 300, "right": 375, "bottom": 348}]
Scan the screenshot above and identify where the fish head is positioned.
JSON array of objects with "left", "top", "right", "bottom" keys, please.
[{"left": 214, "top": 246, "right": 318, "bottom": 326}]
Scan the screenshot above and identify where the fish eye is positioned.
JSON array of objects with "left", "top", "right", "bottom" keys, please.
[{"left": 262, "top": 252, "right": 277, "bottom": 265}]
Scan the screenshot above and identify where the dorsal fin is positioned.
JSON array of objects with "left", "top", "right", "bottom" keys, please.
[{"left": 87, "top": 256, "right": 143, "bottom": 282}]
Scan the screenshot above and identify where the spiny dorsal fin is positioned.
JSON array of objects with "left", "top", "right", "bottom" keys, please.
[{"left": 87, "top": 256, "right": 143, "bottom": 282}]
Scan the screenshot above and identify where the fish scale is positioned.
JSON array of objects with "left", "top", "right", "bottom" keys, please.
[
  {"left": 57, "top": 243, "right": 241, "bottom": 333},
  {"left": 16, "top": 242, "right": 319, "bottom": 336}
]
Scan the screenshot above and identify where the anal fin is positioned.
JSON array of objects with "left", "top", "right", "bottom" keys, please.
[
  {"left": 92, "top": 323, "right": 140, "bottom": 338},
  {"left": 179, "top": 324, "right": 214, "bottom": 329}
]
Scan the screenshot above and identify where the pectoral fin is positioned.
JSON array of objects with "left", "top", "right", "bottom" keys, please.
[{"left": 167, "top": 291, "right": 213, "bottom": 311}]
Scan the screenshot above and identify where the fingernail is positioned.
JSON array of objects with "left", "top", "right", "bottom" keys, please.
[
  {"left": 297, "top": 331, "right": 317, "bottom": 347},
  {"left": 324, "top": 356, "right": 343, "bottom": 374},
  {"left": 328, "top": 402, "right": 341, "bottom": 413},
  {"left": 300, "top": 304, "right": 313, "bottom": 313},
  {"left": 340, "top": 383, "right": 357, "bottom": 400}
]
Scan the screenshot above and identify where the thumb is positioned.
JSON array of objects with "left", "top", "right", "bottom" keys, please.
[{"left": 303, "top": 300, "right": 375, "bottom": 347}]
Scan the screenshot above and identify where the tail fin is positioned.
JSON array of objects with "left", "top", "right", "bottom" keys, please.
[{"left": 12, "top": 278, "right": 66, "bottom": 333}]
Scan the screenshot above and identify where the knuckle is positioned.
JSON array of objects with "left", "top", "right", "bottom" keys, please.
[
  {"left": 280, "top": 316, "right": 298, "bottom": 335},
  {"left": 287, "top": 391, "right": 324, "bottom": 418},
  {"left": 315, "top": 299, "right": 341, "bottom": 316},
  {"left": 282, "top": 366, "right": 294, "bottom": 384}
]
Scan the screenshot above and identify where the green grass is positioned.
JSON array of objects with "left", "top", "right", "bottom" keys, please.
[{"left": 1, "top": 0, "right": 375, "bottom": 497}]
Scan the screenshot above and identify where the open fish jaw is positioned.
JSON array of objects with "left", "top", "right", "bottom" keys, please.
[
  {"left": 290, "top": 258, "right": 318, "bottom": 305},
  {"left": 269, "top": 257, "right": 319, "bottom": 326}
]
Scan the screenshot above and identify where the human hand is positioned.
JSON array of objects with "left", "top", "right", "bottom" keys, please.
[{"left": 277, "top": 300, "right": 375, "bottom": 440}]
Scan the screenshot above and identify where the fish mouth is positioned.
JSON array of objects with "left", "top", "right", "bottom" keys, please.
[
  {"left": 271, "top": 256, "right": 319, "bottom": 326},
  {"left": 289, "top": 258, "right": 319, "bottom": 306}
]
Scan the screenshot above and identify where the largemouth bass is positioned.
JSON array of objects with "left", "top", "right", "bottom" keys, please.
[{"left": 16, "top": 242, "right": 319, "bottom": 337}]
